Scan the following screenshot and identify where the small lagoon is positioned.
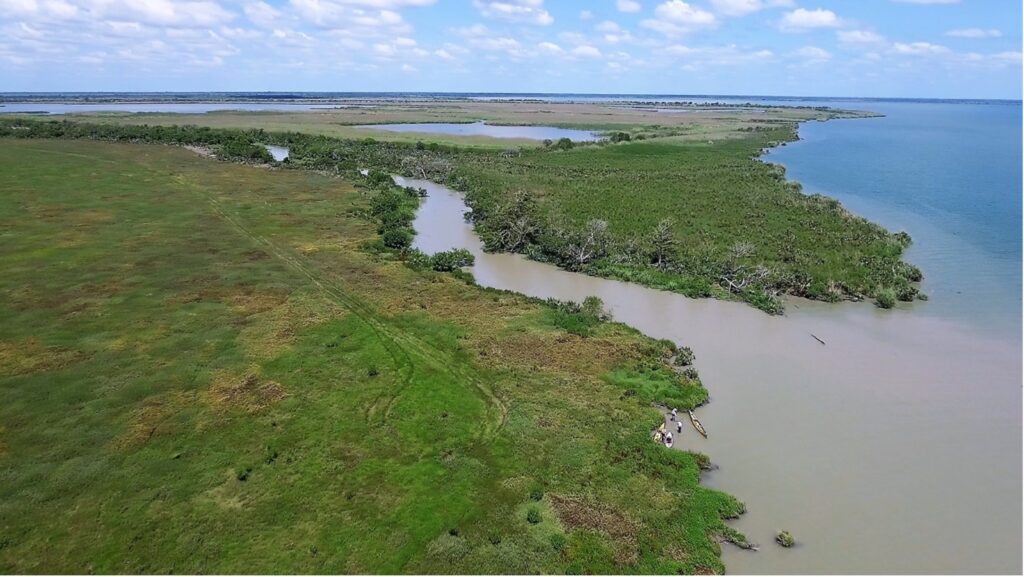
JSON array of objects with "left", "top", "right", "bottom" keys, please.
[{"left": 264, "top": 145, "right": 289, "bottom": 162}]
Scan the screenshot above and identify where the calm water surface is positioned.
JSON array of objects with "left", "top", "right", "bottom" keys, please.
[
  {"left": 264, "top": 145, "right": 289, "bottom": 162},
  {"left": 398, "top": 100, "right": 1022, "bottom": 574},
  {"left": 766, "top": 101, "right": 1022, "bottom": 337},
  {"left": 360, "top": 121, "right": 599, "bottom": 141}
]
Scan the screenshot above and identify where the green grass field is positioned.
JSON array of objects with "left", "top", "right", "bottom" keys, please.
[{"left": 0, "top": 139, "right": 743, "bottom": 573}]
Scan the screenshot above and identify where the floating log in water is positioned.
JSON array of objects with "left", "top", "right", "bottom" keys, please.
[
  {"left": 688, "top": 410, "right": 708, "bottom": 438},
  {"left": 811, "top": 333, "right": 826, "bottom": 345}
]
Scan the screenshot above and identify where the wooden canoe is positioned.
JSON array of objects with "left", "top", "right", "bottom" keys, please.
[{"left": 688, "top": 410, "right": 708, "bottom": 438}]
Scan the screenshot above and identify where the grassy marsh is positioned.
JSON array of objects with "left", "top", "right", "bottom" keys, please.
[{"left": 0, "top": 139, "right": 740, "bottom": 573}]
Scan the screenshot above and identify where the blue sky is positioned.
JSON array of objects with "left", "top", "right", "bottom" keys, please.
[{"left": 0, "top": 0, "right": 1020, "bottom": 98}]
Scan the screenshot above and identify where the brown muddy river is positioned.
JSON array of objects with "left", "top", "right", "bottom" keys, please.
[{"left": 397, "top": 175, "right": 1022, "bottom": 574}]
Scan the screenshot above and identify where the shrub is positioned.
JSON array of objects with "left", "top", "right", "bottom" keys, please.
[
  {"left": 875, "top": 288, "right": 897, "bottom": 309},
  {"left": 529, "top": 486, "right": 544, "bottom": 501},
  {"left": 365, "top": 169, "right": 393, "bottom": 187},
  {"left": 429, "top": 248, "right": 475, "bottom": 272},
  {"left": 382, "top": 228, "right": 414, "bottom": 251},
  {"left": 554, "top": 137, "right": 574, "bottom": 150},
  {"left": 776, "top": 530, "right": 795, "bottom": 548},
  {"left": 526, "top": 507, "right": 541, "bottom": 525},
  {"left": 218, "top": 139, "right": 274, "bottom": 163},
  {"left": 548, "top": 297, "right": 606, "bottom": 337},
  {"left": 236, "top": 466, "right": 252, "bottom": 481},
  {"left": 549, "top": 533, "right": 567, "bottom": 551},
  {"left": 674, "top": 346, "right": 695, "bottom": 367}
]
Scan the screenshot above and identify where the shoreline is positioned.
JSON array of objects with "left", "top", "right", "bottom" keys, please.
[{"left": 399, "top": 173, "right": 1021, "bottom": 574}]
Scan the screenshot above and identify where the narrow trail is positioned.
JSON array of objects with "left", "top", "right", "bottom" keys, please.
[{"left": 174, "top": 173, "right": 508, "bottom": 441}]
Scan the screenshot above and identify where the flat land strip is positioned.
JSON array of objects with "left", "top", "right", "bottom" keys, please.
[
  {"left": 2, "top": 100, "right": 918, "bottom": 312},
  {"left": 13, "top": 99, "right": 866, "bottom": 146}
]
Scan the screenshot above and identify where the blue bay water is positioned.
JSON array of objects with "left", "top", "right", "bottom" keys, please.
[{"left": 765, "top": 100, "right": 1022, "bottom": 338}]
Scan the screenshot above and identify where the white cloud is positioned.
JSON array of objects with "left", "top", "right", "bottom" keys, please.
[
  {"left": 710, "top": 0, "right": 792, "bottom": 17},
  {"left": 571, "top": 44, "right": 601, "bottom": 57},
  {"left": 0, "top": 0, "right": 81, "bottom": 21},
  {"left": 891, "top": 41, "right": 949, "bottom": 55},
  {"left": 664, "top": 43, "right": 773, "bottom": 66},
  {"left": 595, "top": 20, "right": 620, "bottom": 33},
  {"left": 433, "top": 48, "right": 454, "bottom": 59},
  {"left": 991, "top": 51, "right": 1022, "bottom": 64},
  {"left": 946, "top": 28, "right": 1001, "bottom": 39},
  {"left": 778, "top": 8, "right": 840, "bottom": 32},
  {"left": 244, "top": 1, "right": 283, "bottom": 28},
  {"left": 656, "top": 0, "right": 715, "bottom": 25},
  {"left": 290, "top": 0, "right": 410, "bottom": 33},
  {"left": 837, "top": 29, "right": 885, "bottom": 44},
  {"left": 603, "top": 31, "right": 633, "bottom": 44},
  {"left": 891, "top": 0, "right": 958, "bottom": 4},
  {"left": 537, "top": 41, "right": 562, "bottom": 54},
  {"left": 400, "top": 62, "right": 416, "bottom": 72},
  {"left": 793, "top": 45, "right": 831, "bottom": 62},
  {"left": 473, "top": 0, "right": 553, "bottom": 26},
  {"left": 579, "top": 9, "right": 592, "bottom": 20},
  {"left": 451, "top": 23, "right": 489, "bottom": 36},
  {"left": 83, "top": 0, "right": 237, "bottom": 28},
  {"left": 642, "top": 0, "right": 715, "bottom": 35},
  {"left": 616, "top": 0, "right": 641, "bottom": 13}
]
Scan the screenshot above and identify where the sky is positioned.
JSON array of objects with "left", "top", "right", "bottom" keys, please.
[{"left": 0, "top": 0, "right": 1020, "bottom": 98}]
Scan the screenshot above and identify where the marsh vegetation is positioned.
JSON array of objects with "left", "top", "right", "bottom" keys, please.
[
  {"left": 0, "top": 115, "right": 920, "bottom": 313},
  {"left": 0, "top": 138, "right": 747, "bottom": 573}
]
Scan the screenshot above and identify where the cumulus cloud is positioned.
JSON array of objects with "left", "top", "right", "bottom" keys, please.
[
  {"left": 793, "top": 45, "right": 831, "bottom": 62},
  {"left": 0, "top": 0, "right": 81, "bottom": 21},
  {"left": 642, "top": 0, "right": 716, "bottom": 35},
  {"left": 537, "top": 41, "right": 562, "bottom": 54},
  {"left": 710, "top": 0, "right": 792, "bottom": 17},
  {"left": 244, "top": 1, "right": 284, "bottom": 28},
  {"left": 946, "top": 28, "right": 1001, "bottom": 38},
  {"left": 837, "top": 29, "right": 885, "bottom": 44},
  {"left": 571, "top": 44, "right": 601, "bottom": 57},
  {"left": 778, "top": 8, "right": 840, "bottom": 31},
  {"left": 473, "top": 0, "right": 553, "bottom": 26},
  {"left": 290, "top": 0, "right": 411, "bottom": 34},
  {"left": 616, "top": 0, "right": 641, "bottom": 13},
  {"left": 664, "top": 43, "right": 773, "bottom": 66},
  {"left": 84, "top": 0, "right": 237, "bottom": 28},
  {"left": 891, "top": 41, "right": 949, "bottom": 55}
]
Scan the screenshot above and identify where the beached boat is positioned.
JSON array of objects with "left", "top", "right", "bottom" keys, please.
[{"left": 688, "top": 410, "right": 708, "bottom": 438}]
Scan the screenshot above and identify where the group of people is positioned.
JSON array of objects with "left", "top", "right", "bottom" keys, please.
[{"left": 664, "top": 408, "right": 684, "bottom": 447}]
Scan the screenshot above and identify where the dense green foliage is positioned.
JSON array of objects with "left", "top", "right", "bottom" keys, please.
[
  {"left": 0, "top": 140, "right": 744, "bottom": 574},
  {"left": 0, "top": 116, "right": 923, "bottom": 313},
  {"left": 547, "top": 296, "right": 609, "bottom": 337},
  {"left": 218, "top": 137, "right": 275, "bottom": 163},
  {"left": 446, "top": 134, "right": 923, "bottom": 312}
]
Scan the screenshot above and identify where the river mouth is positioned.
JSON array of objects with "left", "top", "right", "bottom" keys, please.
[
  {"left": 400, "top": 175, "right": 1022, "bottom": 574},
  {"left": 360, "top": 121, "right": 600, "bottom": 142}
]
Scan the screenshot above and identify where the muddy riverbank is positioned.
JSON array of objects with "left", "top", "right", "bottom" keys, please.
[{"left": 401, "top": 175, "right": 1022, "bottom": 574}]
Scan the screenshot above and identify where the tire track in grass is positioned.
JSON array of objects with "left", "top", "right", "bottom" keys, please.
[{"left": 174, "top": 173, "right": 507, "bottom": 440}]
